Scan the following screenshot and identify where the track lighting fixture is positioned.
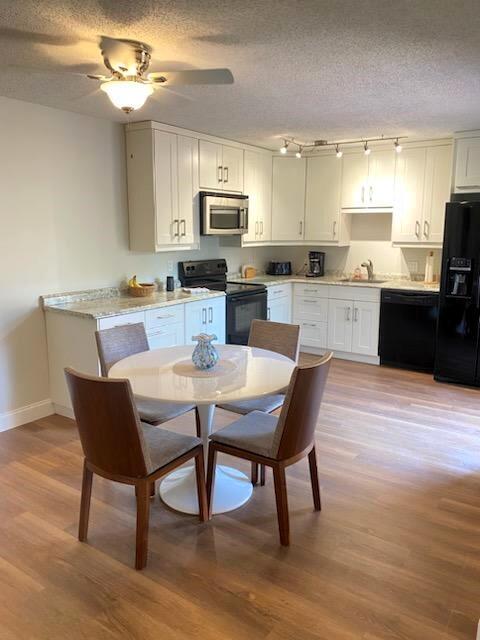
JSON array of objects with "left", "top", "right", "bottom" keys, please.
[
  {"left": 277, "top": 135, "right": 406, "bottom": 156},
  {"left": 364, "top": 141, "right": 371, "bottom": 156},
  {"left": 280, "top": 140, "right": 289, "bottom": 154},
  {"left": 295, "top": 146, "right": 303, "bottom": 159},
  {"left": 335, "top": 144, "right": 343, "bottom": 158},
  {"left": 394, "top": 138, "right": 402, "bottom": 153}
]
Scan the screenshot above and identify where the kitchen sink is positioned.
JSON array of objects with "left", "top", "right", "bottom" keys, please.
[{"left": 338, "top": 278, "right": 387, "bottom": 284}]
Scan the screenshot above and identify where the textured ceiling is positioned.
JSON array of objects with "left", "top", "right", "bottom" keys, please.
[{"left": 1, "top": 0, "right": 480, "bottom": 148}]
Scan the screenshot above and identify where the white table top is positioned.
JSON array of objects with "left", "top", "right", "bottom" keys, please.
[{"left": 108, "top": 344, "right": 295, "bottom": 405}]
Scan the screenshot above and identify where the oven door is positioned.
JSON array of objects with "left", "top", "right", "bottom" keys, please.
[
  {"left": 202, "top": 195, "right": 248, "bottom": 235},
  {"left": 227, "top": 291, "right": 267, "bottom": 345}
]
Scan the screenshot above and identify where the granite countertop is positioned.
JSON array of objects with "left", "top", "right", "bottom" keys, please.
[
  {"left": 41, "top": 287, "right": 225, "bottom": 320},
  {"left": 228, "top": 274, "right": 440, "bottom": 293}
]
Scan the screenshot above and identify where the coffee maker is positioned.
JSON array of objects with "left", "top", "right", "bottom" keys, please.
[{"left": 306, "top": 251, "right": 325, "bottom": 278}]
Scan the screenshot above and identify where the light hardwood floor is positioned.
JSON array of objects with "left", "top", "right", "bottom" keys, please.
[{"left": 1, "top": 358, "right": 480, "bottom": 639}]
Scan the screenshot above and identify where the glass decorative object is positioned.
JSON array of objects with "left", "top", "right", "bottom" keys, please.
[{"left": 191, "top": 333, "right": 219, "bottom": 370}]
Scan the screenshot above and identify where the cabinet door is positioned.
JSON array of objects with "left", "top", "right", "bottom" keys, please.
[
  {"left": 147, "top": 324, "right": 184, "bottom": 349},
  {"left": 367, "top": 149, "right": 395, "bottom": 208},
  {"left": 243, "top": 151, "right": 272, "bottom": 243},
  {"left": 272, "top": 157, "right": 306, "bottom": 241},
  {"left": 222, "top": 145, "right": 244, "bottom": 193},
  {"left": 454, "top": 137, "right": 480, "bottom": 191},
  {"left": 422, "top": 145, "right": 452, "bottom": 243},
  {"left": 305, "top": 155, "right": 342, "bottom": 241},
  {"left": 351, "top": 301, "right": 380, "bottom": 356},
  {"left": 154, "top": 130, "right": 178, "bottom": 246},
  {"left": 392, "top": 147, "right": 426, "bottom": 243},
  {"left": 327, "top": 299, "right": 353, "bottom": 352},
  {"left": 205, "top": 296, "right": 226, "bottom": 343},
  {"left": 177, "top": 135, "right": 198, "bottom": 245},
  {"left": 268, "top": 297, "right": 291, "bottom": 324},
  {"left": 341, "top": 153, "right": 368, "bottom": 209},
  {"left": 184, "top": 300, "right": 207, "bottom": 344},
  {"left": 199, "top": 140, "right": 223, "bottom": 190}
]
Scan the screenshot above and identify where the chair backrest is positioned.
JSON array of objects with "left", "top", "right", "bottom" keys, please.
[
  {"left": 65, "top": 368, "right": 151, "bottom": 478},
  {"left": 95, "top": 322, "right": 149, "bottom": 376},
  {"left": 248, "top": 319, "right": 300, "bottom": 362},
  {"left": 272, "top": 352, "right": 332, "bottom": 460}
]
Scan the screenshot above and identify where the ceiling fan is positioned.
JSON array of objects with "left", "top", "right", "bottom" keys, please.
[{"left": 85, "top": 37, "right": 234, "bottom": 113}]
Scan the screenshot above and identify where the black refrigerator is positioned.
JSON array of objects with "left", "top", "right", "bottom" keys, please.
[{"left": 434, "top": 201, "right": 480, "bottom": 385}]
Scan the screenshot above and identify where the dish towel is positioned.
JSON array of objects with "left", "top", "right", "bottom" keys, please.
[{"left": 182, "top": 287, "right": 212, "bottom": 294}]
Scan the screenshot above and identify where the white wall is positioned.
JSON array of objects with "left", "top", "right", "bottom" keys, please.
[{"left": 0, "top": 96, "right": 441, "bottom": 428}]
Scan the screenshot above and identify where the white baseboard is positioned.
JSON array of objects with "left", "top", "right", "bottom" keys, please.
[
  {"left": 53, "top": 404, "right": 74, "bottom": 420},
  {"left": 301, "top": 346, "right": 380, "bottom": 366},
  {"left": 0, "top": 399, "right": 54, "bottom": 432}
]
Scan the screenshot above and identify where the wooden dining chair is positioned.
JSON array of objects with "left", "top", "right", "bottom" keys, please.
[
  {"left": 206, "top": 352, "right": 332, "bottom": 546},
  {"left": 65, "top": 368, "right": 208, "bottom": 570},
  {"left": 217, "top": 319, "right": 300, "bottom": 485},
  {"left": 95, "top": 323, "right": 201, "bottom": 434}
]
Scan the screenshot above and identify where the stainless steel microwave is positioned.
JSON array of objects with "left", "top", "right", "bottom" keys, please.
[{"left": 200, "top": 191, "right": 249, "bottom": 235}]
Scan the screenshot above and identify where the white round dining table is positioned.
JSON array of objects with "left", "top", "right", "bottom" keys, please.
[{"left": 108, "top": 344, "right": 294, "bottom": 515}]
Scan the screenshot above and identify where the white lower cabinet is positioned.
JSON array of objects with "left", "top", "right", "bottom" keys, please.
[
  {"left": 327, "top": 299, "right": 353, "bottom": 352},
  {"left": 147, "top": 323, "right": 184, "bottom": 349},
  {"left": 327, "top": 294, "right": 380, "bottom": 357},
  {"left": 267, "top": 283, "right": 292, "bottom": 323},
  {"left": 185, "top": 296, "right": 226, "bottom": 344}
]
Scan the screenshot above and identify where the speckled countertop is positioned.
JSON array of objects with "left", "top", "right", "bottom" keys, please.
[
  {"left": 41, "top": 287, "right": 225, "bottom": 320},
  {"left": 228, "top": 274, "right": 440, "bottom": 292}
]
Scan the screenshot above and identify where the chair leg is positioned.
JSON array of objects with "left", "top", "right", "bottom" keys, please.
[
  {"left": 135, "top": 481, "right": 150, "bottom": 570},
  {"left": 149, "top": 482, "right": 156, "bottom": 498},
  {"left": 308, "top": 446, "right": 322, "bottom": 511},
  {"left": 194, "top": 449, "right": 209, "bottom": 522},
  {"left": 273, "top": 463, "right": 290, "bottom": 546},
  {"left": 251, "top": 462, "right": 259, "bottom": 485},
  {"left": 206, "top": 444, "right": 218, "bottom": 518},
  {"left": 78, "top": 460, "right": 93, "bottom": 542},
  {"left": 260, "top": 464, "right": 266, "bottom": 486},
  {"left": 194, "top": 407, "right": 201, "bottom": 438}
]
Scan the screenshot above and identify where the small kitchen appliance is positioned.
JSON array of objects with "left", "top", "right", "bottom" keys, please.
[
  {"left": 266, "top": 261, "right": 292, "bottom": 276},
  {"left": 306, "top": 251, "right": 325, "bottom": 277}
]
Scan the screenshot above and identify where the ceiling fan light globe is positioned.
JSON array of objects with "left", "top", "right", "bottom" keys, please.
[{"left": 101, "top": 80, "right": 153, "bottom": 112}]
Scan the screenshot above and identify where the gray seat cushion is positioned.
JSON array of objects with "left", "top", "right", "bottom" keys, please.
[
  {"left": 135, "top": 394, "right": 195, "bottom": 424},
  {"left": 218, "top": 394, "right": 285, "bottom": 415},
  {"left": 141, "top": 422, "right": 201, "bottom": 472},
  {"left": 209, "top": 411, "right": 279, "bottom": 458}
]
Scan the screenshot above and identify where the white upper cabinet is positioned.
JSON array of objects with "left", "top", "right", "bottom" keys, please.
[
  {"left": 126, "top": 128, "right": 199, "bottom": 252},
  {"left": 272, "top": 157, "right": 306, "bottom": 242},
  {"left": 392, "top": 143, "right": 452, "bottom": 245},
  {"left": 305, "top": 155, "right": 344, "bottom": 243},
  {"left": 243, "top": 150, "right": 272, "bottom": 244},
  {"left": 341, "top": 150, "right": 395, "bottom": 211},
  {"left": 199, "top": 140, "right": 244, "bottom": 192},
  {"left": 454, "top": 136, "right": 480, "bottom": 192}
]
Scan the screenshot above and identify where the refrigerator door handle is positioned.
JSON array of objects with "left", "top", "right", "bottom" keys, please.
[{"left": 476, "top": 274, "right": 480, "bottom": 308}]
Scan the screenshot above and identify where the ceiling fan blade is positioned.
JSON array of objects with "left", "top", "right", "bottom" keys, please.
[
  {"left": 151, "top": 85, "right": 195, "bottom": 102},
  {"left": 148, "top": 68, "right": 234, "bottom": 86},
  {"left": 86, "top": 74, "right": 111, "bottom": 81},
  {"left": 6, "top": 63, "right": 96, "bottom": 78}
]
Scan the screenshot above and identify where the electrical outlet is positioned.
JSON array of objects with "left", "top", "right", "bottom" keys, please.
[
  {"left": 167, "top": 260, "right": 173, "bottom": 274},
  {"left": 407, "top": 261, "right": 418, "bottom": 273}
]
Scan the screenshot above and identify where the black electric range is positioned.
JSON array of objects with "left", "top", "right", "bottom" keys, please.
[{"left": 178, "top": 259, "right": 267, "bottom": 344}]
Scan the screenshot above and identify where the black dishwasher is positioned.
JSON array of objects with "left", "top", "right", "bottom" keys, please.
[{"left": 379, "top": 289, "right": 439, "bottom": 372}]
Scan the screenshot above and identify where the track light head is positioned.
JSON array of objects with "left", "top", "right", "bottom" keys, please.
[
  {"left": 335, "top": 144, "right": 343, "bottom": 158},
  {"left": 364, "top": 141, "right": 371, "bottom": 156},
  {"left": 280, "top": 140, "right": 289, "bottom": 154},
  {"left": 295, "top": 146, "right": 303, "bottom": 159},
  {"left": 394, "top": 138, "right": 402, "bottom": 153}
]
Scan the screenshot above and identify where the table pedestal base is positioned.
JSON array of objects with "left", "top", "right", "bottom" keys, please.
[{"left": 159, "top": 464, "right": 253, "bottom": 515}]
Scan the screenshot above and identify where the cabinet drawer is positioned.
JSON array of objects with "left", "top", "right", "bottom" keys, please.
[
  {"left": 98, "top": 311, "right": 145, "bottom": 330},
  {"left": 267, "top": 283, "right": 292, "bottom": 300},
  {"left": 145, "top": 304, "right": 184, "bottom": 330},
  {"left": 298, "top": 320, "right": 328, "bottom": 349},
  {"left": 293, "top": 283, "right": 329, "bottom": 298},
  {"left": 328, "top": 285, "right": 380, "bottom": 303},
  {"left": 293, "top": 297, "right": 329, "bottom": 323}
]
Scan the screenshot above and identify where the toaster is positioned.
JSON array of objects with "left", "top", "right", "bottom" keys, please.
[{"left": 266, "top": 261, "right": 292, "bottom": 276}]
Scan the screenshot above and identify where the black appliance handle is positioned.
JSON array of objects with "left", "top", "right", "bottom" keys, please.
[{"left": 382, "top": 292, "right": 438, "bottom": 306}]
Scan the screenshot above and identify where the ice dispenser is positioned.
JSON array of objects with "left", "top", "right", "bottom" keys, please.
[{"left": 447, "top": 257, "right": 472, "bottom": 297}]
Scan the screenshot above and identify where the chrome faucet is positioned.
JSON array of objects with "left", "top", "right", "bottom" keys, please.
[{"left": 361, "top": 259, "right": 374, "bottom": 281}]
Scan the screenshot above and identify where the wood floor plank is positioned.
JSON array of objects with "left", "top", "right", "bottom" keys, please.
[{"left": 0, "top": 358, "right": 479, "bottom": 638}]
